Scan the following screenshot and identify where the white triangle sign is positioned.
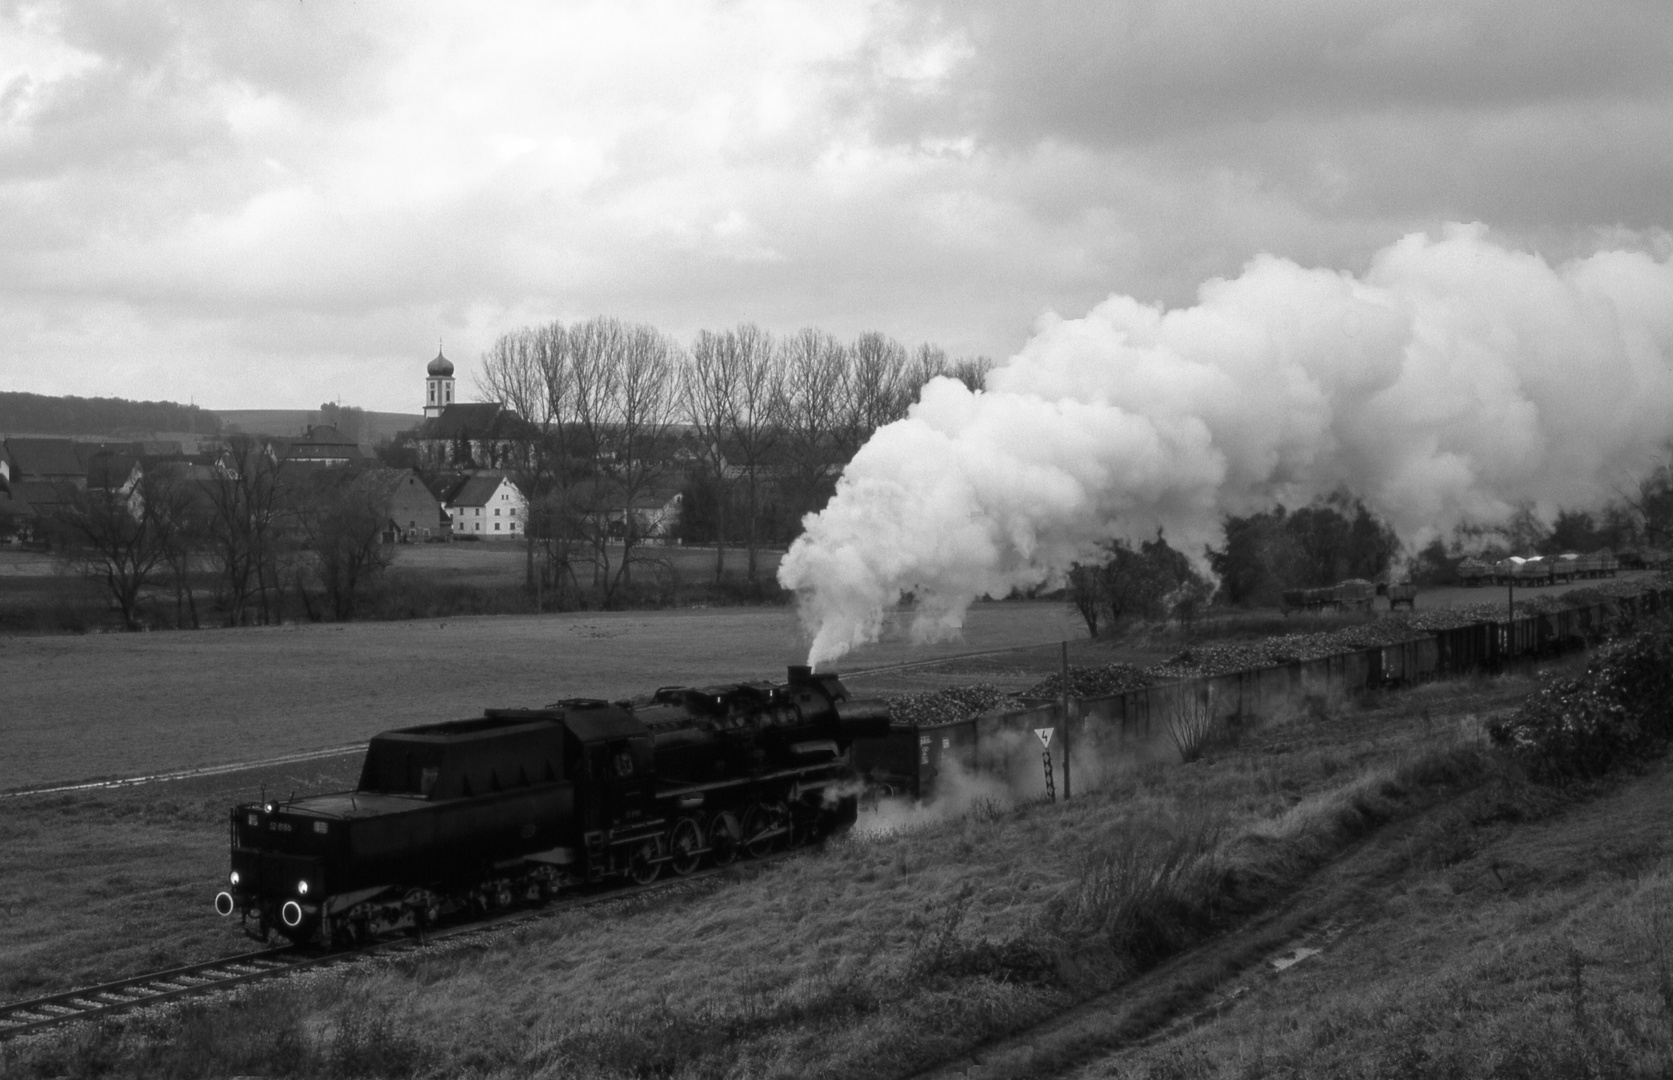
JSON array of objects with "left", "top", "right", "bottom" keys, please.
[{"left": 1034, "top": 727, "right": 1054, "bottom": 749}]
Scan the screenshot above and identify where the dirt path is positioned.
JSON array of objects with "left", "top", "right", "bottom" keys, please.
[
  {"left": 906, "top": 768, "right": 1564, "bottom": 1080},
  {"left": 912, "top": 754, "right": 1673, "bottom": 1080}
]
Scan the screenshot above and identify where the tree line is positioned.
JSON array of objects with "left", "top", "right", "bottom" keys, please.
[
  {"left": 1409, "top": 463, "right": 1673, "bottom": 584},
  {"left": 466, "top": 317, "right": 992, "bottom": 610},
  {"left": 1068, "top": 464, "right": 1673, "bottom": 638},
  {"left": 0, "top": 392, "right": 222, "bottom": 438},
  {"left": 50, "top": 440, "right": 400, "bottom": 631}
]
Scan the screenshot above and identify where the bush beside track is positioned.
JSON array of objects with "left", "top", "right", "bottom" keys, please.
[{"left": 1489, "top": 611, "right": 1673, "bottom": 782}]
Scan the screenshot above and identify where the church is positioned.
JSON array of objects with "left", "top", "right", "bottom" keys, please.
[
  {"left": 409, "top": 349, "right": 540, "bottom": 474},
  {"left": 408, "top": 348, "right": 534, "bottom": 539}
]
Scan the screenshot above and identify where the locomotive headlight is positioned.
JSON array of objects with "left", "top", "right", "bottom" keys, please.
[
  {"left": 297, "top": 880, "right": 309, "bottom": 896},
  {"left": 264, "top": 803, "right": 274, "bottom": 814},
  {"left": 229, "top": 871, "right": 241, "bottom": 887}
]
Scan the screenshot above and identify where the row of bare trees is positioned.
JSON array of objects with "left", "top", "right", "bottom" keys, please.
[
  {"left": 53, "top": 440, "right": 400, "bottom": 630},
  {"left": 476, "top": 317, "right": 992, "bottom": 608}
]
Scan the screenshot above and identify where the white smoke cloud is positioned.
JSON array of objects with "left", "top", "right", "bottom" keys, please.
[{"left": 779, "top": 223, "right": 1673, "bottom": 665}]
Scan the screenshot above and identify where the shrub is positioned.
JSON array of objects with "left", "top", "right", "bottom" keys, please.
[
  {"left": 1166, "top": 693, "right": 1218, "bottom": 763},
  {"left": 1042, "top": 815, "right": 1224, "bottom": 977},
  {"left": 1488, "top": 612, "right": 1673, "bottom": 781}
]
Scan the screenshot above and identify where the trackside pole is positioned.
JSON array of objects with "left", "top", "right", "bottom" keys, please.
[
  {"left": 1034, "top": 725, "right": 1056, "bottom": 801},
  {"left": 1060, "top": 640, "right": 1073, "bottom": 800}
]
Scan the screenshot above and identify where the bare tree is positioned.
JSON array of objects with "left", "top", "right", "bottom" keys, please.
[
  {"left": 568, "top": 317, "right": 681, "bottom": 605},
  {"left": 148, "top": 462, "right": 206, "bottom": 629},
  {"left": 684, "top": 324, "right": 786, "bottom": 582},
  {"left": 949, "top": 355, "right": 995, "bottom": 393},
  {"left": 55, "top": 471, "right": 176, "bottom": 630},
  {"left": 478, "top": 324, "right": 573, "bottom": 608},
  {"left": 838, "top": 330, "right": 909, "bottom": 457},
  {"left": 1619, "top": 448, "right": 1673, "bottom": 548},
  {"left": 905, "top": 342, "right": 951, "bottom": 403},
  {"left": 293, "top": 467, "right": 397, "bottom": 621},
  {"left": 685, "top": 328, "right": 738, "bottom": 581},
  {"left": 780, "top": 327, "right": 848, "bottom": 535},
  {"left": 201, "top": 436, "right": 287, "bottom": 625},
  {"left": 724, "top": 325, "right": 785, "bottom": 582}
]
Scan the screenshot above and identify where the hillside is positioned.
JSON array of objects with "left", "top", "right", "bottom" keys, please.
[
  {"left": 9, "top": 641, "right": 1671, "bottom": 1078},
  {"left": 217, "top": 408, "right": 422, "bottom": 443},
  {"left": 0, "top": 391, "right": 220, "bottom": 439}
]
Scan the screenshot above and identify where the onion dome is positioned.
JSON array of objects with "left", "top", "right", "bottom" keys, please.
[{"left": 427, "top": 349, "right": 454, "bottom": 377}]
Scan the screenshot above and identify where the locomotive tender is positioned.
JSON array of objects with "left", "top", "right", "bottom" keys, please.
[{"left": 214, "top": 666, "right": 890, "bottom": 947}]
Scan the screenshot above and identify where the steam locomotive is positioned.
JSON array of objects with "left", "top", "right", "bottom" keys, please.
[{"left": 213, "top": 666, "right": 891, "bottom": 947}]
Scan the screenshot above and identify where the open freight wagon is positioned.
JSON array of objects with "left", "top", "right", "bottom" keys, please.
[{"left": 854, "top": 587, "right": 1673, "bottom": 804}]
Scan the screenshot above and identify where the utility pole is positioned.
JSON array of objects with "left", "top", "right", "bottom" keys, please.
[{"left": 1060, "top": 640, "right": 1073, "bottom": 800}]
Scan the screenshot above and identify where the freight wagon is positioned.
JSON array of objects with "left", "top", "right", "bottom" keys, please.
[{"left": 856, "top": 588, "right": 1673, "bottom": 804}]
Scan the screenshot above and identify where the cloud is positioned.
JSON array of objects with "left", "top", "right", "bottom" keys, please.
[{"left": 0, "top": 0, "right": 1669, "bottom": 411}]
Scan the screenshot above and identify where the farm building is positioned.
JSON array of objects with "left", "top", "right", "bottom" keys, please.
[
  {"left": 382, "top": 469, "right": 449, "bottom": 542},
  {"left": 441, "top": 473, "right": 526, "bottom": 539}
]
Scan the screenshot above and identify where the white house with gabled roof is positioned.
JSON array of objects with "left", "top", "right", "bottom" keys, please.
[{"left": 440, "top": 472, "right": 527, "bottom": 539}]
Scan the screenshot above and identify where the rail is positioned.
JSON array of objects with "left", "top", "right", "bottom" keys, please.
[{"left": 0, "top": 846, "right": 802, "bottom": 1042}]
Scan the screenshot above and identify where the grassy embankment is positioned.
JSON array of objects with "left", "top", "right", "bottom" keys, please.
[{"left": 5, "top": 659, "right": 1579, "bottom": 1080}]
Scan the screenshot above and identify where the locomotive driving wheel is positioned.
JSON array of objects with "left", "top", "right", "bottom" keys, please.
[
  {"left": 627, "top": 839, "right": 661, "bottom": 885},
  {"left": 707, "top": 810, "right": 741, "bottom": 867},
  {"left": 742, "top": 800, "right": 789, "bottom": 858},
  {"left": 668, "top": 817, "right": 703, "bottom": 876}
]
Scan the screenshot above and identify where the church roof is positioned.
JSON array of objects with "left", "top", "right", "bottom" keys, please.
[
  {"left": 428, "top": 349, "right": 455, "bottom": 377},
  {"left": 414, "top": 402, "right": 538, "bottom": 441}
]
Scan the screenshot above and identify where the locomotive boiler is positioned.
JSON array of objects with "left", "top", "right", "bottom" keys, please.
[{"left": 213, "top": 666, "right": 891, "bottom": 947}]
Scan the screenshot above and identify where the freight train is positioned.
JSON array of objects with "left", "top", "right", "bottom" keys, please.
[
  {"left": 214, "top": 666, "right": 891, "bottom": 947},
  {"left": 855, "top": 585, "right": 1673, "bottom": 802},
  {"left": 1280, "top": 578, "right": 1377, "bottom": 614}
]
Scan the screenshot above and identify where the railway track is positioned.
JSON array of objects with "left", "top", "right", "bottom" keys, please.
[
  {"left": 0, "top": 948, "right": 302, "bottom": 1041},
  {"left": 0, "top": 847, "right": 799, "bottom": 1042}
]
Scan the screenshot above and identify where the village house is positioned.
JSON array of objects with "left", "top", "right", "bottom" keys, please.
[
  {"left": 84, "top": 450, "right": 145, "bottom": 519},
  {"left": 382, "top": 469, "right": 449, "bottom": 543},
  {"left": 273, "top": 424, "right": 373, "bottom": 468},
  {"left": 440, "top": 473, "right": 527, "bottom": 539},
  {"left": 2, "top": 436, "right": 88, "bottom": 489},
  {"left": 616, "top": 484, "right": 684, "bottom": 541},
  {"left": 563, "top": 476, "right": 685, "bottom": 542}
]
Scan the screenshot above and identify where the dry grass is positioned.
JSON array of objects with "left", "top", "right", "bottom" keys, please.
[
  {"left": 1085, "top": 758, "right": 1673, "bottom": 1080},
  {"left": 1, "top": 663, "right": 1542, "bottom": 1079},
  {"left": 0, "top": 757, "right": 362, "bottom": 999}
]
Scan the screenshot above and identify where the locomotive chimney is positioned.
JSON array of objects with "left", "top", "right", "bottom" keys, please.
[{"left": 787, "top": 664, "right": 813, "bottom": 685}]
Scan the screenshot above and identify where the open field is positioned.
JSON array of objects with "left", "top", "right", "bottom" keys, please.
[
  {"left": 0, "top": 600, "right": 1083, "bottom": 792},
  {"left": 7, "top": 657, "right": 1638, "bottom": 1079},
  {"left": 388, "top": 539, "right": 784, "bottom": 585}
]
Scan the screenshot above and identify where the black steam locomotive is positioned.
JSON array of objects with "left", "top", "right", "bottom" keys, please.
[{"left": 213, "top": 666, "right": 890, "bottom": 947}]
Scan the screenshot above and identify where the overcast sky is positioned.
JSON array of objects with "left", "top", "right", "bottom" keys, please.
[{"left": 1, "top": 0, "right": 1669, "bottom": 415}]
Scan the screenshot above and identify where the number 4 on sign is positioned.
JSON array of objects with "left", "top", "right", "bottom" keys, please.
[{"left": 1034, "top": 727, "right": 1054, "bottom": 749}]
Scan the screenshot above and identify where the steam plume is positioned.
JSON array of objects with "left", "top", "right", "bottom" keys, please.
[{"left": 779, "top": 224, "right": 1673, "bottom": 665}]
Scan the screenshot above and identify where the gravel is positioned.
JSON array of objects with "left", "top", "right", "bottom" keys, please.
[
  {"left": 886, "top": 685, "right": 1030, "bottom": 727},
  {"left": 888, "top": 579, "right": 1673, "bottom": 722},
  {"left": 1021, "top": 664, "right": 1155, "bottom": 700}
]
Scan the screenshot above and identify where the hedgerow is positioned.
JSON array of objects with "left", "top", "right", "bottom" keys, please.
[{"left": 1488, "top": 612, "right": 1673, "bottom": 781}]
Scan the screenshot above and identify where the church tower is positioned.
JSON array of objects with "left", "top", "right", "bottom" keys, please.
[{"left": 424, "top": 348, "right": 455, "bottom": 418}]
